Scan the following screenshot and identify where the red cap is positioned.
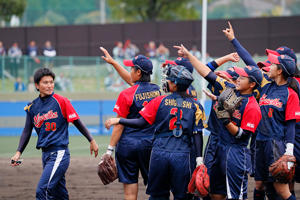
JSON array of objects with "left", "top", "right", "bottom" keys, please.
[
  {"left": 257, "top": 60, "right": 272, "bottom": 69},
  {"left": 164, "top": 60, "right": 177, "bottom": 65},
  {"left": 266, "top": 49, "right": 280, "bottom": 56},
  {"left": 218, "top": 71, "right": 233, "bottom": 79},
  {"left": 123, "top": 59, "right": 134, "bottom": 67},
  {"left": 268, "top": 53, "right": 280, "bottom": 65},
  {"left": 233, "top": 67, "right": 248, "bottom": 77},
  {"left": 262, "top": 66, "right": 270, "bottom": 72}
]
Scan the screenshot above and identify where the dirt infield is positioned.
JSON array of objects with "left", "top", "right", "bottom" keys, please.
[{"left": 0, "top": 157, "right": 299, "bottom": 200}]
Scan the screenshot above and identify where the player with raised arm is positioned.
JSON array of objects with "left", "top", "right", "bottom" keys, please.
[
  {"left": 105, "top": 65, "right": 206, "bottom": 200},
  {"left": 10, "top": 67, "right": 99, "bottom": 200},
  {"left": 223, "top": 21, "right": 300, "bottom": 200},
  {"left": 174, "top": 44, "right": 262, "bottom": 200},
  {"left": 100, "top": 49, "right": 161, "bottom": 200},
  {"left": 100, "top": 45, "right": 239, "bottom": 92}
]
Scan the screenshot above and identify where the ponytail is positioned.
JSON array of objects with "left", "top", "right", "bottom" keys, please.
[
  {"left": 277, "top": 64, "right": 300, "bottom": 101},
  {"left": 294, "top": 65, "right": 300, "bottom": 78},
  {"left": 288, "top": 77, "right": 300, "bottom": 101}
]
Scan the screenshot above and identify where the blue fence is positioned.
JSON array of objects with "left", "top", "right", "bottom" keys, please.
[
  {"left": 0, "top": 99, "right": 212, "bottom": 136},
  {"left": 0, "top": 100, "right": 116, "bottom": 136}
]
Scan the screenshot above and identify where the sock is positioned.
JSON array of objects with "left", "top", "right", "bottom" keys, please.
[{"left": 253, "top": 188, "right": 266, "bottom": 200}]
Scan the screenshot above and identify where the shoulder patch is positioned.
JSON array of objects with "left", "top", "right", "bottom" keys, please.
[{"left": 24, "top": 103, "right": 33, "bottom": 111}]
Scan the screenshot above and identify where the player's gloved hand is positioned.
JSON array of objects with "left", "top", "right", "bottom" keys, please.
[
  {"left": 106, "top": 145, "right": 115, "bottom": 156},
  {"left": 11, "top": 151, "right": 22, "bottom": 166},
  {"left": 269, "top": 153, "right": 296, "bottom": 183},
  {"left": 218, "top": 87, "right": 243, "bottom": 112},
  {"left": 97, "top": 153, "right": 118, "bottom": 185},
  {"left": 90, "top": 139, "right": 99, "bottom": 158},
  {"left": 214, "top": 104, "right": 231, "bottom": 126},
  {"left": 188, "top": 163, "right": 210, "bottom": 197}
]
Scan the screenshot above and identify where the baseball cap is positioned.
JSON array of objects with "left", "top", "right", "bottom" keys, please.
[
  {"left": 222, "top": 67, "right": 239, "bottom": 80},
  {"left": 257, "top": 59, "right": 271, "bottom": 72},
  {"left": 268, "top": 54, "right": 296, "bottom": 76},
  {"left": 234, "top": 66, "right": 263, "bottom": 86},
  {"left": 123, "top": 55, "right": 153, "bottom": 74},
  {"left": 257, "top": 59, "right": 271, "bottom": 68},
  {"left": 266, "top": 46, "right": 297, "bottom": 64},
  {"left": 165, "top": 57, "right": 194, "bottom": 73}
]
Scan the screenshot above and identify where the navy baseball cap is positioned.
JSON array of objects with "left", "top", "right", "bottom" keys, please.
[
  {"left": 268, "top": 54, "right": 296, "bottom": 76},
  {"left": 266, "top": 46, "right": 297, "bottom": 64},
  {"left": 165, "top": 57, "right": 194, "bottom": 73},
  {"left": 234, "top": 66, "right": 263, "bottom": 86},
  {"left": 123, "top": 55, "right": 153, "bottom": 74}
]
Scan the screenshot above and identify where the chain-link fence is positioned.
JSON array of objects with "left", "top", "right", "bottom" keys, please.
[{"left": 0, "top": 55, "right": 272, "bottom": 97}]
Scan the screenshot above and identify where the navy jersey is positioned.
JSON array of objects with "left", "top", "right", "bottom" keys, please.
[
  {"left": 257, "top": 82, "right": 300, "bottom": 140},
  {"left": 206, "top": 76, "right": 235, "bottom": 134},
  {"left": 113, "top": 82, "right": 160, "bottom": 138},
  {"left": 208, "top": 77, "right": 261, "bottom": 146},
  {"left": 24, "top": 93, "right": 79, "bottom": 150},
  {"left": 139, "top": 93, "right": 206, "bottom": 151}
]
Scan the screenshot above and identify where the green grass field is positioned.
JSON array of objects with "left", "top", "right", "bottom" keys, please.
[
  {"left": 0, "top": 135, "right": 111, "bottom": 158},
  {"left": 0, "top": 135, "right": 209, "bottom": 158}
]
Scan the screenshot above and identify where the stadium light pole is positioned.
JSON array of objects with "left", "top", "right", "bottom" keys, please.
[
  {"left": 201, "top": 0, "right": 207, "bottom": 104},
  {"left": 100, "top": 0, "right": 106, "bottom": 24}
]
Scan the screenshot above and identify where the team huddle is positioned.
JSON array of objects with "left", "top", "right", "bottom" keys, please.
[{"left": 11, "top": 22, "right": 300, "bottom": 200}]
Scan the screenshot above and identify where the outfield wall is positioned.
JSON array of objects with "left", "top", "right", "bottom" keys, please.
[
  {"left": 0, "top": 100, "right": 212, "bottom": 136},
  {"left": 0, "top": 16, "right": 300, "bottom": 57}
]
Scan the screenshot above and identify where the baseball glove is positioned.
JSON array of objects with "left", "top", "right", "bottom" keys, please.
[
  {"left": 218, "top": 87, "right": 243, "bottom": 112},
  {"left": 269, "top": 155, "right": 296, "bottom": 183},
  {"left": 97, "top": 154, "right": 118, "bottom": 185},
  {"left": 188, "top": 164, "right": 209, "bottom": 197}
]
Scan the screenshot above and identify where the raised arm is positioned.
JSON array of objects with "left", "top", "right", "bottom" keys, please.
[
  {"left": 223, "top": 21, "right": 257, "bottom": 67},
  {"left": 100, "top": 47, "right": 133, "bottom": 86},
  {"left": 215, "top": 52, "right": 240, "bottom": 67},
  {"left": 174, "top": 44, "right": 211, "bottom": 78}
]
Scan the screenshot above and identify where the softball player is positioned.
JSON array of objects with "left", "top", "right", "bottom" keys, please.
[
  {"left": 101, "top": 51, "right": 161, "bottom": 200},
  {"left": 10, "top": 67, "right": 99, "bottom": 200},
  {"left": 105, "top": 65, "right": 206, "bottom": 200},
  {"left": 256, "top": 52, "right": 299, "bottom": 200},
  {"left": 259, "top": 46, "right": 299, "bottom": 198},
  {"left": 224, "top": 22, "right": 300, "bottom": 200},
  {"left": 169, "top": 54, "right": 240, "bottom": 200},
  {"left": 175, "top": 44, "right": 262, "bottom": 200}
]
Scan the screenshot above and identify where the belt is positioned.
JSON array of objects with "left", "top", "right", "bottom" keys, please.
[
  {"left": 41, "top": 145, "right": 68, "bottom": 152},
  {"left": 155, "top": 131, "right": 189, "bottom": 139}
]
